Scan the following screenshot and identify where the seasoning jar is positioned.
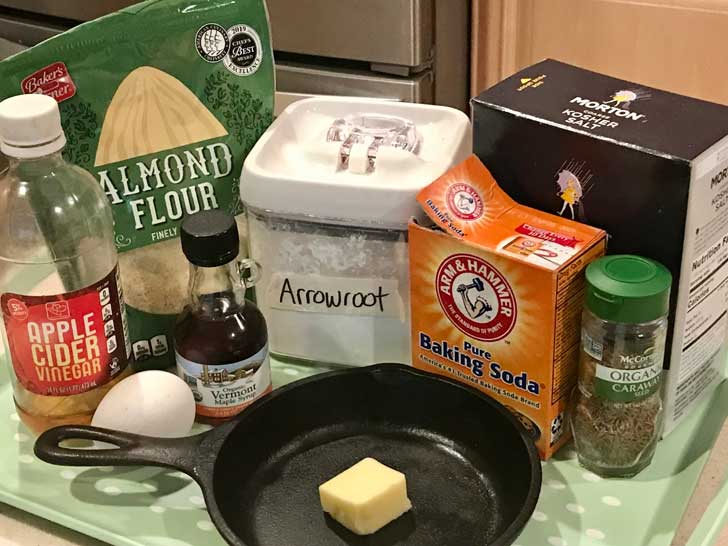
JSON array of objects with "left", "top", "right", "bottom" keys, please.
[
  {"left": 571, "top": 255, "right": 672, "bottom": 477},
  {"left": 240, "top": 97, "right": 471, "bottom": 367},
  {"left": 174, "top": 210, "right": 271, "bottom": 423}
]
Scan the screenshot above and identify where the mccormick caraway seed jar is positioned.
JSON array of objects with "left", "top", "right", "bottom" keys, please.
[
  {"left": 240, "top": 98, "right": 471, "bottom": 367},
  {"left": 571, "top": 255, "right": 672, "bottom": 477}
]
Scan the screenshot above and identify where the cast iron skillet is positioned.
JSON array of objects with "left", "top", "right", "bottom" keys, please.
[{"left": 35, "top": 364, "right": 541, "bottom": 546}]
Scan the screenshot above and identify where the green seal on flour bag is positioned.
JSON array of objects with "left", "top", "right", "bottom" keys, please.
[{"left": 0, "top": 0, "right": 274, "bottom": 370}]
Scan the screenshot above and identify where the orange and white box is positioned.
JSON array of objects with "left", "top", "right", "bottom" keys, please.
[{"left": 410, "top": 156, "right": 606, "bottom": 459}]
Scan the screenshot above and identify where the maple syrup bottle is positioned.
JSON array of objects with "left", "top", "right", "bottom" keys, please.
[{"left": 174, "top": 210, "right": 271, "bottom": 424}]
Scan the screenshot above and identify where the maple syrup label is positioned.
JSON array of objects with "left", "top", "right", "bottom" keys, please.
[
  {"left": 176, "top": 344, "right": 271, "bottom": 419},
  {"left": 1, "top": 267, "right": 131, "bottom": 396}
]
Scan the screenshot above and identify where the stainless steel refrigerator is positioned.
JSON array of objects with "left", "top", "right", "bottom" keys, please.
[{"left": 0, "top": 0, "right": 469, "bottom": 110}]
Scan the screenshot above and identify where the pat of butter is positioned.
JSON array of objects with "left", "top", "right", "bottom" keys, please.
[{"left": 319, "top": 457, "right": 412, "bottom": 535}]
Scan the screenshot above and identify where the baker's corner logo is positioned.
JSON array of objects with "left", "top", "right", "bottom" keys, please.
[
  {"left": 436, "top": 254, "right": 516, "bottom": 342},
  {"left": 21, "top": 62, "right": 76, "bottom": 103},
  {"left": 570, "top": 88, "right": 650, "bottom": 122},
  {"left": 555, "top": 159, "right": 594, "bottom": 221},
  {"left": 447, "top": 182, "right": 483, "bottom": 221}
]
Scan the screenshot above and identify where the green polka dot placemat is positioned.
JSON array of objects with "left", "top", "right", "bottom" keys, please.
[{"left": 1, "top": 360, "right": 727, "bottom": 546}]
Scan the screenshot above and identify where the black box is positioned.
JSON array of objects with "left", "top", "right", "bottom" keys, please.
[{"left": 473, "top": 59, "right": 728, "bottom": 433}]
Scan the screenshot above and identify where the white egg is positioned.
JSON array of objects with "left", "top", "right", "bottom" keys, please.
[{"left": 92, "top": 371, "right": 195, "bottom": 437}]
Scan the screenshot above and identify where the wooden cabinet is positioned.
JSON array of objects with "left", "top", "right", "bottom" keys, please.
[{"left": 472, "top": 0, "right": 728, "bottom": 104}]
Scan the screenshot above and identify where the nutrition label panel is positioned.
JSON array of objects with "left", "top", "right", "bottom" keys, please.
[
  {"left": 675, "top": 238, "right": 728, "bottom": 418},
  {"left": 552, "top": 241, "right": 606, "bottom": 404},
  {"left": 670, "top": 158, "right": 728, "bottom": 423},
  {"left": 553, "top": 288, "right": 583, "bottom": 404}
]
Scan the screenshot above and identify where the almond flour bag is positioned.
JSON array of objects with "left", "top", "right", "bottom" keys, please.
[{"left": 0, "top": 0, "right": 274, "bottom": 370}]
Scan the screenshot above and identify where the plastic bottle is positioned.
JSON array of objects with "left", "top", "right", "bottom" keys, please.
[
  {"left": 571, "top": 255, "right": 671, "bottom": 477},
  {"left": 175, "top": 210, "right": 271, "bottom": 424},
  {"left": 0, "top": 94, "right": 132, "bottom": 434}
]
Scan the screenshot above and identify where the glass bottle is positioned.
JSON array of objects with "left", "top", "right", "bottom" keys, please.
[
  {"left": 571, "top": 255, "right": 671, "bottom": 477},
  {"left": 175, "top": 210, "right": 271, "bottom": 424},
  {"left": 0, "top": 94, "right": 132, "bottom": 434}
]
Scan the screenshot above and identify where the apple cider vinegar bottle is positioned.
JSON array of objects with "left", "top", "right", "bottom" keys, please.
[{"left": 0, "top": 94, "right": 132, "bottom": 434}]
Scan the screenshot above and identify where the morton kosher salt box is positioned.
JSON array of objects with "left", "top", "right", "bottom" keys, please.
[
  {"left": 472, "top": 59, "right": 728, "bottom": 435},
  {"left": 410, "top": 155, "right": 606, "bottom": 459}
]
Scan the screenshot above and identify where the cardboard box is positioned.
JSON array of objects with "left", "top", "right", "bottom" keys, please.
[
  {"left": 472, "top": 59, "right": 728, "bottom": 435},
  {"left": 410, "top": 155, "right": 606, "bottom": 459}
]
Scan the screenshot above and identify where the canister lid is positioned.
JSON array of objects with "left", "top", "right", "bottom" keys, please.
[
  {"left": 585, "top": 255, "right": 672, "bottom": 323},
  {"left": 180, "top": 210, "right": 239, "bottom": 267},
  {"left": 240, "top": 97, "right": 472, "bottom": 228}
]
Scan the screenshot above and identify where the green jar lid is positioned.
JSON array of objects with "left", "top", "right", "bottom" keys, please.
[{"left": 585, "top": 255, "right": 672, "bottom": 323}]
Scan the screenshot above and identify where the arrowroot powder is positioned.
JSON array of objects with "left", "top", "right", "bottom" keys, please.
[
  {"left": 247, "top": 209, "right": 410, "bottom": 367},
  {"left": 239, "top": 99, "right": 472, "bottom": 367}
]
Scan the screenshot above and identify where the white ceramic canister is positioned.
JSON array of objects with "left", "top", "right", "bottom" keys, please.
[{"left": 240, "top": 97, "right": 471, "bottom": 367}]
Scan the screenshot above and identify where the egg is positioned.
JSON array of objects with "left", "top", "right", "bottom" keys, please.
[{"left": 92, "top": 371, "right": 195, "bottom": 437}]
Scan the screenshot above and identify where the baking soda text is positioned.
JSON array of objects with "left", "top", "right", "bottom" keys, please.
[
  {"left": 418, "top": 332, "right": 540, "bottom": 394},
  {"left": 424, "top": 199, "right": 464, "bottom": 236},
  {"left": 419, "top": 332, "right": 487, "bottom": 377}
]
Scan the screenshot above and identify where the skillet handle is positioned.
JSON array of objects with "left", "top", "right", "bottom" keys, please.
[{"left": 34, "top": 425, "right": 207, "bottom": 476}]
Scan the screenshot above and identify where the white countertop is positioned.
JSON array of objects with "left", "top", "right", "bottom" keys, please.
[
  {"left": 0, "top": 503, "right": 103, "bottom": 546},
  {"left": 1, "top": 475, "right": 726, "bottom": 546}
]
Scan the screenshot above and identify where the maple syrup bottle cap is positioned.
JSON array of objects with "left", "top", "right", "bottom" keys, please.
[{"left": 181, "top": 210, "right": 239, "bottom": 267}]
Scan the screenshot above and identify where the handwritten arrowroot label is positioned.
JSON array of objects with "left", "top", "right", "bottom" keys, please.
[{"left": 268, "top": 273, "right": 403, "bottom": 318}]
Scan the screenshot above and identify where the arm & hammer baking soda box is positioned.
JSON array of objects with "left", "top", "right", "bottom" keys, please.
[
  {"left": 472, "top": 59, "right": 728, "bottom": 435},
  {"left": 410, "top": 155, "right": 606, "bottom": 459}
]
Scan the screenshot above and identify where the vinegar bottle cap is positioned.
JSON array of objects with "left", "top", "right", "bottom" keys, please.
[{"left": 0, "top": 94, "right": 66, "bottom": 159}]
